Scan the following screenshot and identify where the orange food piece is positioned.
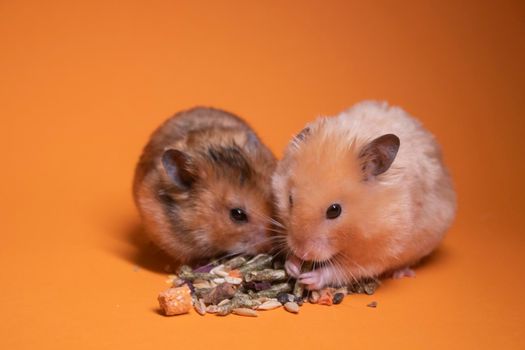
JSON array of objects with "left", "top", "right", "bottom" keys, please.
[
  {"left": 228, "top": 269, "right": 242, "bottom": 278},
  {"left": 158, "top": 285, "right": 192, "bottom": 316},
  {"left": 318, "top": 288, "right": 334, "bottom": 306}
]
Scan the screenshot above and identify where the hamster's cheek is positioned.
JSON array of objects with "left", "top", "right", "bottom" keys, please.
[{"left": 225, "top": 225, "right": 271, "bottom": 255}]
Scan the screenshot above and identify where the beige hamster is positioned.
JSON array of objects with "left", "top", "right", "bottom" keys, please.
[
  {"left": 272, "top": 101, "right": 456, "bottom": 289},
  {"left": 133, "top": 107, "right": 277, "bottom": 265}
]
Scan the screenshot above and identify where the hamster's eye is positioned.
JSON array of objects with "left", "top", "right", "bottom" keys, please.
[
  {"left": 326, "top": 204, "right": 342, "bottom": 219},
  {"left": 289, "top": 194, "right": 293, "bottom": 207},
  {"left": 230, "top": 208, "right": 248, "bottom": 223}
]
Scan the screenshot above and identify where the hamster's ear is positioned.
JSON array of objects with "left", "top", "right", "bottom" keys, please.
[
  {"left": 358, "top": 134, "right": 400, "bottom": 179},
  {"left": 161, "top": 149, "right": 195, "bottom": 189},
  {"left": 291, "top": 127, "right": 311, "bottom": 149},
  {"left": 295, "top": 127, "right": 311, "bottom": 142}
]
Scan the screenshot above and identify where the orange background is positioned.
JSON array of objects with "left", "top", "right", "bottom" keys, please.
[{"left": 1, "top": 0, "right": 524, "bottom": 349}]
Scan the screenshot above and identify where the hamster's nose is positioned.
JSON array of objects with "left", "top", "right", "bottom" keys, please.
[{"left": 289, "top": 235, "right": 335, "bottom": 262}]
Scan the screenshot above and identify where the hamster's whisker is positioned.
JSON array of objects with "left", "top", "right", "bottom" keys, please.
[
  {"left": 333, "top": 258, "right": 351, "bottom": 287},
  {"left": 253, "top": 236, "right": 287, "bottom": 248},
  {"left": 265, "top": 228, "right": 287, "bottom": 235},
  {"left": 333, "top": 254, "right": 357, "bottom": 285},
  {"left": 330, "top": 259, "right": 344, "bottom": 287},
  {"left": 248, "top": 209, "right": 286, "bottom": 229},
  {"left": 216, "top": 251, "right": 243, "bottom": 261},
  {"left": 269, "top": 247, "right": 289, "bottom": 260}
]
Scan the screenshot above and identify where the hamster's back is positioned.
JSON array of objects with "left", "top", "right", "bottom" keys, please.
[
  {"left": 341, "top": 101, "right": 456, "bottom": 252},
  {"left": 133, "top": 107, "right": 260, "bottom": 195}
]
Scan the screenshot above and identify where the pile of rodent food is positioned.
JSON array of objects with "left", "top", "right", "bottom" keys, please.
[{"left": 158, "top": 254, "right": 379, "bottom": 317}]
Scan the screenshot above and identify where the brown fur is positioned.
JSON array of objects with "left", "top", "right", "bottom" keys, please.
[
  {"left": 273, "top": 101, "right": 457, "bottom": 288},
  {"left": 133, "top": 107, "right": 276, "bottom": 265}
]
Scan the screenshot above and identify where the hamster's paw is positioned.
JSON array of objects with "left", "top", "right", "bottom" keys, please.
[
  {"left": 285, "top": 255, "right": 302, "bottom": 278},
  {"left": 392, "top": 267, "right": 416, "bottom": 279},
  {"left": 299, "top": 268, "right": 334, "bottom": 290}
]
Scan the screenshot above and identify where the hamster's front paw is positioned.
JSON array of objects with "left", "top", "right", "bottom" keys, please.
[
  {"left": 392, "top": 267, "right": 416, "bottom": 279},
  {"left": 299, "top": 268, "right": 334, "bottom": 290},
  {"left": 285, "top": 255, "right": 302, "bottom": 278}
]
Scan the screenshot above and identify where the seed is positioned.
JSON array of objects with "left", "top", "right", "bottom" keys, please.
[
  {"left": 276, "top": 292, "right": 290, "bottom": 305},
  {"left": 284, "top": 301, "right": 300, "bottom": 314},
  {"left": 211, "top": 265, "right": 229, "bottom": 277},
  {"left": 206, "top": 305, "right": 218, "bottom": 313},
  {"left": 217, "top": 299, "right": 230, "bottom": 306},
  {"left": 224, "top": 276, "right": 243, "bottom": 285},
  {"left": 193, "top": 281, "right": 213, "bottom": 290},
  {"left": 194, "top": 299, "right": 206, "bottom": 316},
  {"left": 335, "top": 286, "right": 348, "bottom": 295},
  {"left": 257, "top": 300, "right": 282, "bottom": 310},
  {"left": 217, "top": 306, "right": 232, "bottom": 316},
  {"left": 364, "top": 280, "right": 379, "bottom": 295},
  {"left": 232, "top": 308, "right": 258, "bottom": 317},
  {"left": 332, "top": 293, "right": 345, "bottom": 305},
  {"left": 215, "top": 270, "right": 230, "bottom": 277},
  {"left": 308, "top": 291, "right": 320, "bottom": 304},
  {"left": 213, "top": 278, "right": 225, "bottom": 284},
  {"left": 367, "top": 301, "right": 378, "bottom": 308}
]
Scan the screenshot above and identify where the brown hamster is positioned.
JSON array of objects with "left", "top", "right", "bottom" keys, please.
[
  {"left": 133, "top": 107, "right": 277, "bottom": 265},
  {"left": 272, "top": 101, "right": 456, "bottom": 289}
]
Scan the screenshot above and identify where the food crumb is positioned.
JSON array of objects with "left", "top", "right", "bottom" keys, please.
[
  {"left": 367, "top": 301, "right": 378, "bottom": 308},
  {"left": 158, "top": 285, "right": 192, "bottom": 316}
]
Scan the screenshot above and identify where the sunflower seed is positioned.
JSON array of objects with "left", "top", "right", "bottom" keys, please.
[
  {"left": 257, "top": 300, "right": 282, "bottom": 310},
  {"left": 194, "top": 298, "right": 206, "bottom": 316},
  {"left": 308, "top": 290, "right": 320, "bottom": 304},
  {"left": 206, "top": 305, "right": 218, "bottom": 313},
  {"left": 217, "top": 299, "right": 230, "bottom": 306},
  {"left": 232, "top": 308, "right": 258, "bottom": 317},
  {"left": 193, "top": 281, "right": 213, "bottom": 290},
  {"left": 224, "top": 276, "right": 243, "bottom": 285},
  {"left": 211, "top": 264, "right": 229, "bottom": 277},
  {"left": 284, "top": 301, "right": 300, "bottom": 314}
]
